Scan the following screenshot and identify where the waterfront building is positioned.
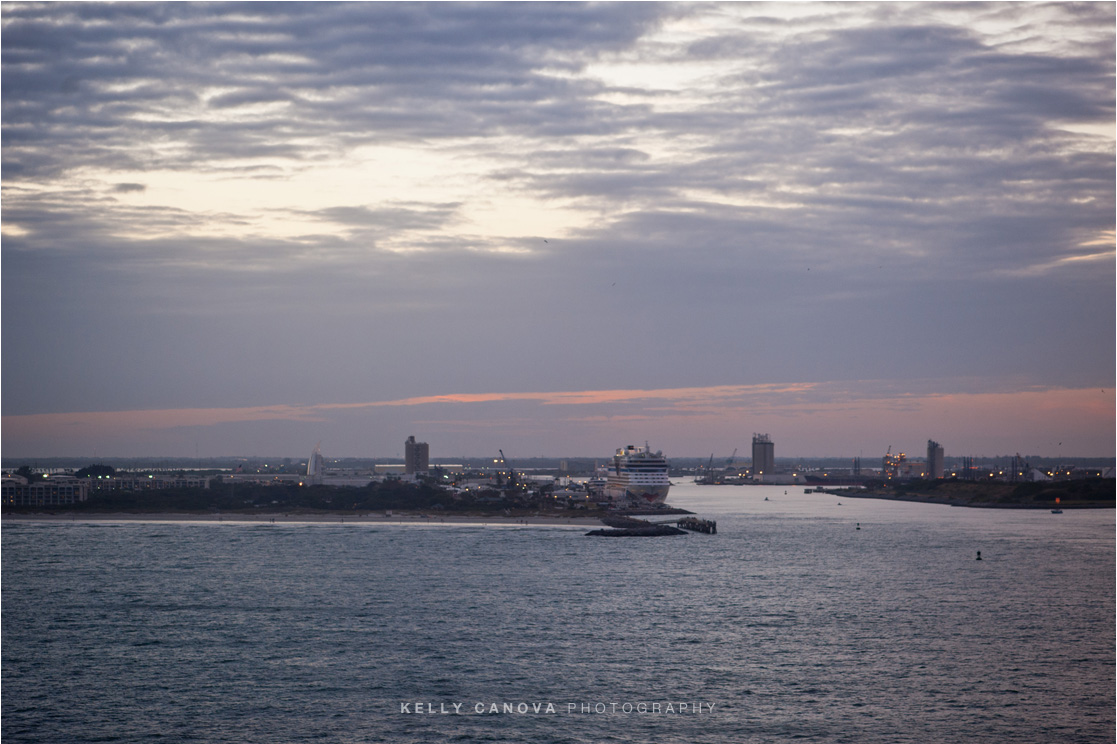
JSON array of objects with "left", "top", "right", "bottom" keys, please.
[
  {"left": 2, "top": 475, "right": 90, "bottom": 507},
  {"left": 927, "top": 440, "right": 945, "bottom": 479},
  {"left": 752, "top": 433, "right": 775, "bottom": 475},
  {"left": 405, "top": 435, "right": 429, "bottom": 474},
  {"left": 96, "top": 475, "right": 212, "bottom": 491},
  {"left": 1, "top": 476, "right": 27, "bottom": 505}
]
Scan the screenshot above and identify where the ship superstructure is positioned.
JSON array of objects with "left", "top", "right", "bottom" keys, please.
[{"left": 604, "top": 443, "right": 670, "bottom": 503}]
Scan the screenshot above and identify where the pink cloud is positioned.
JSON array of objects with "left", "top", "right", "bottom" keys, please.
[{"left": 3, "top": 382, "right": 1112, "bottom": 457}]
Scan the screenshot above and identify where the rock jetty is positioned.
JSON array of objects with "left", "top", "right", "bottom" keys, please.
[
  {"left": 586, "top": 514, "right": 688, "bottom": 537},
  {"left": 585, "top": 524, "right": 687, "bottom": 537}
]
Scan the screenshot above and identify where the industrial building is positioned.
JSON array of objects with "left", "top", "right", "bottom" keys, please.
[
  {"left": 927, "top": 440, "right": 945, "bottom": 479},
  {"left": 752, "top": 433, "right": 775, "bottom": 475}
]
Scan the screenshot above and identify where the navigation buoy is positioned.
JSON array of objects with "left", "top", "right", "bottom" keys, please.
[
  {"left": 976, "top": 551, "right": 982, "bottom": 561},
  {"left": 856, "top": 523, "right": 861, "bottom": 530}
]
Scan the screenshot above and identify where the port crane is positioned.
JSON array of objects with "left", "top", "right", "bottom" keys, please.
[{"left": 498, "top": 449, "right": 519, "bottom": 490}]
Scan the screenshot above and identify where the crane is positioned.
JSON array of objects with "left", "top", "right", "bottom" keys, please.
[
  {"left": 499, "top": 449, "right": 517, "bottom": 489},
  {"left": 726, "top": 448, "right": 738, "bottom": 470}
]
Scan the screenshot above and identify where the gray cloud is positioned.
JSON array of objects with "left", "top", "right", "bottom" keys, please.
[
  {"left": 2, "top": 2, "right": 665, "bottom": 178},
  {"left": 2, "top": 2, "right": 1113, "bottom": 456}
]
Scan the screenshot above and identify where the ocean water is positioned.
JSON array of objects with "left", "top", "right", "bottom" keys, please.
[{"left": 3, "top": 483, "right": 1113, "bottom": 743}]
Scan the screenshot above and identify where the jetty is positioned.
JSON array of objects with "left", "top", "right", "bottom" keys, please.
[
  {"left": 585, "top": 514, "right": 717, "bottom": 537},
  {"left": 676, "top": 517, "right": 717, "bottom": 534},
  {"left": 585, "top": 524, "right": 686, "bottom": 537}
]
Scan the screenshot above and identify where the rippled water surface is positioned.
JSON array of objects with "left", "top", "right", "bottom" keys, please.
[{"left": 4, "top": 484, "right": 1114, "bottom": 743}]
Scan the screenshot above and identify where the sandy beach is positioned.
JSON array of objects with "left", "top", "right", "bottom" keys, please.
[{"left": 2, "top": 512, "right": 607, "bottom": 527}]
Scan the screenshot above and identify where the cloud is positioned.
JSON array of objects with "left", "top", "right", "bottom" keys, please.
[
  {"left": 1, "top": 2, "right": 666, "bottom": 178},
  {"left": 0, "top": 377, "right": 1088, "bottom": 431},
  {"left": 4, "top": 3, "right": 1111, "bottom": 275},
  {"left": 995, "top": 248, "right": 1116, "bottom": 278},
  {"left": 3, "top": 381, "right": 1112, "bottom": 458},
  {"left": 1, "top": 3, "right": 1113, "bottom": 457}
]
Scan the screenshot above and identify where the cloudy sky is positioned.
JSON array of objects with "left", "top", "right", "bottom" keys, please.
[{"left": 2, "top": 2, "right": 1114, "bottom": 461}]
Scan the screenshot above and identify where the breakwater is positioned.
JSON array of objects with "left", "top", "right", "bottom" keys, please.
[{"left": 586, "top": 514, "right": 715, "bottom": 537}]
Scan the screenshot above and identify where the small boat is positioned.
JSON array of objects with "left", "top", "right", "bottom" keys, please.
[{"left": 1051, "top": 509, "right": 1063, "bottom": 514}]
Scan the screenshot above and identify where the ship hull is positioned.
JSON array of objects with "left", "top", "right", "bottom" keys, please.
[{"left": 604, "top": 483, "right": 670, "bottom": 504}]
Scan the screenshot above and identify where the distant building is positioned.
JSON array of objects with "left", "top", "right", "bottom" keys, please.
[
  {"left": 1, "top": 476, "right": 27, "bottom": 505},
  {"left": 884, "top": 450, "right": 934, "bottom": 479},
  {"left": 756, "top": 472, "right": 806, "bottom": 485},
  {"left": 927, "top": 440, "right": 944, "bottom": 479},
  {"left": 752, "top": 433, "right": 775, "bottom": 475},
  {"left": 405, "top": 435, "right": 429, "bottom": 474},
  {"left": 96, "top": 475, "right": 212, "bottom": 491},
  {"left": 883, "top": 450, "right": 906, "bottom": 479},
  {"left": 3, "top": 475, "right": 89, "bottom": 507},
  {"left": 307, "top": 443, "right": 325, "bottom": 485}
]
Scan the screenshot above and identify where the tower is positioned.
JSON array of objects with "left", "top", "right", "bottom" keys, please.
[
  {"left": 927, "top": 440, "right": 944, "bottom": 479},
  {"left": 752, "top": 433, "right": 775, "bottom": 475},
  {"left": 405, "top": 435, "right": 429, "bottom": 474},
  {"left": 307, "top": 443, "right": 325, "bottom": 485}
]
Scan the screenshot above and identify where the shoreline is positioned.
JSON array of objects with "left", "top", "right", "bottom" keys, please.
[
  {"left": 1, "top": 511, "right": 608, "bottom": 526},
  {"left": 825, "top": 490, "right": 1114, "bottom": 509}
]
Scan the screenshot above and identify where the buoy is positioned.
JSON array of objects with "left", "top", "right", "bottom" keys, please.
[
  {"left": 856, "top": 523, "right": 861, "bottom": 530},
  {"left": 976, "top": 551, "right": 982, "bottom": 560}
]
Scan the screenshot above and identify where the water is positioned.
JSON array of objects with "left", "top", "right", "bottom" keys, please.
[{"left": 3, "top": 483, "right": 1113, "bottom": 743}]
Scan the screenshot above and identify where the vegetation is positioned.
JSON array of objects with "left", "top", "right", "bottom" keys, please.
[
  {"left": 75, "top": 464, "right": 116, "bottom": 479},
  {"left": 0, "top": 476, "right": 583, "bottom": 515},
  {"left": 854, "top": 477, "right": 1115, "bottom": 508}
]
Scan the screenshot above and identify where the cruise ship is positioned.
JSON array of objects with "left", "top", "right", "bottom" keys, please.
[{"left": 604, "top": 443, "right": 671, "bottom": 503}]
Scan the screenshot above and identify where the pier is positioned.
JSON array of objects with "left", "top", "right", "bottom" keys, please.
[{"left": 676, "top": 517, "right": 717, "bottom": 534}]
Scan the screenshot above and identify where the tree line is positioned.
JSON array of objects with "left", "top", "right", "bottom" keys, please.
[{"left": 4, "top": 478, "right": 508, "bottom": 513}]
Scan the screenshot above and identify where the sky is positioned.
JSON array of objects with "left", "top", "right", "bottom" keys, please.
[{"left": 2, "top": 1, "right": 1114, "bottom": 461}]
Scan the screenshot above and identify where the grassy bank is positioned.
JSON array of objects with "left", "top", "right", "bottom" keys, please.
[{"left": 839, "top": 478, "right": 1114, "bottom": 508}]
